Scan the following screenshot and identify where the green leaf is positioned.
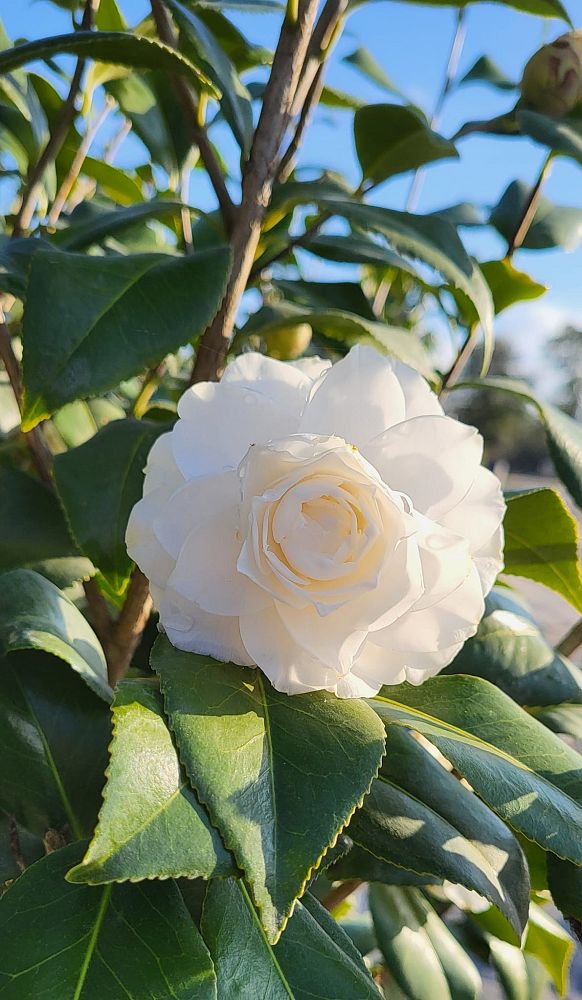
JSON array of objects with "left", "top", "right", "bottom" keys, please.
[
  {"left": 201, "top": 879, "right": 381, "bottom": 999},
  {"left": 0, "top": 569, "right": 110, "bottom": 702},
  {"left": 530, "top": 703, "right": 582, "bottom": 739},
  {"left": 355, "top": 104, "right": 457, "bottom": 185},
  {"left": 51, "top": 200, "right": 186, "bottom": 251},
  {"left": 451, "top": 377, "right": 582, "bottom": 507},
  {"left": 370, "top": 885, "right": 481, "bottom": 1000},
  {"left": 0, "top": 842, "right": 217, "bottom": 999},
  {"left": 348, "top": 726, "right": 529, "bottom": 935},
  {"left": 458, "top": 55, "right": 517, "bottom": 91},
  {"left": 503, "top": 488, "right": 582, "bottom": 614},
  {"left": 319, "top": 85, "right": 364, "bottom": 110},
  {"left": 0, "top": 651, "right": 110, "bottom": 839},
  {"left": 106, "top": 72, "right": 195, "bottom": 173},
  {"left": 490, "top": 180, "right": 582, "bottom": 251},
  {"left": 480, "top": 259, "right": 547, "bottom": 314},
  {"left": 0, "top": 31, "right": 216, "bottom": 95},
  {"left": 21, "top": 245, "right": 231, "bottom": 429},
  {"left": 152, "top": 636, "right": 385, "bottom": 943},
  {"left": 303, "top": 233, "right": 420, "bottom": 275},
  {"left": 164, "top": 0, "right": 254, "bottom": 155},
  {"left": 323, "top": 199, "right": 494, "bottom": 367},
  {"left": 547, "top": 854, "right": 582, "bottom": 923},
  {"left": 446, "top": 588, "right": 582, "bottom": 708},
  {"left": 518, "top": 109, "right": 582, "bottom": 164},
  {"left": 343, "top": 47, "right": 402, "bottom": 94},
  {"left": 54, "top": 419, "right": 165, "bottom": 594},
  {"left": 0, "top": 466, "right": 93, "bottom": 587},
  {"left": 370, "top": 675, "right": 582, "bottom": 866},
  {"left": 524, "top": 902, "right": 574, "bottom": 996},
  {"left": 365, "top": 0, "right": 571, "bottom": 19},
  {"left": 68, "top": 679, "right": 234, "bottom": 885}
]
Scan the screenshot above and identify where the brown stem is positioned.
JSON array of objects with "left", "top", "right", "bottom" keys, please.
[
  {"left": 321, "top": 879, "right": 362, "bottom": 911},
  {"left": 506, "top": 151, "right": 553, "bottom": 258},
  {"left": 249, "top": 209, "right": 331, "bottom": 281},
  {"left": 190, "top": 0, "right": 320, "bottom": 384},
  {"left": 277, "top": 63, "right": 326, "bottom": 183},
  {"left": 12, "top": 0, "right": 98, "bottom": 236},
  {"left": 557, "top": 618, "right": 582, "bottom": 658},
  {"left": 439, "top": 325, "right": 479, "bottom": 396},
  {"left": 8, "top": 816, "right": 26, "bottom": 874},
  {"left": 150, "top": 0, "right": 236, "bottom": 234},
  {"left": 106, "top": 569, "right": 153, "bottom": 686},
  {"left": 289, "top": 0, "right": 346, "bottom": 118}
]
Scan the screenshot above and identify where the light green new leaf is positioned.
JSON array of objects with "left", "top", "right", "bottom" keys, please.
[
  {"left": 0, "top": 466, "right": 93, "bottom": 588},
  {"left": 152, "top": 636, "right": 385, "bottom": 943},
  {"left": 323, "top": 199, "right": 494, "bottom": 368},
  {"left": 355, "top": 104, "right": 457, "bottom": 184},
  {"left": 370, "top": 675, "right": 582, "bottom": 866},
  {"left": 54, "top": 419, "right": 165, "bottom": 594},
  {"left": 68, "top": 680, "right": 234, "bottom": 885},
  {"left": 0, "top": 569, "right": 110, "bottom": 702},
  {"left": 202, "top": 880, "right": 381, "bottom": 999},
  {"left": 0, "top": 30, "right": 216, "bottom": 94},
  {"left": 348, "top": 726, "right": 529, "bottom": 935},
  {"left": 0, "top": 843, "right": 217, "bottom": 999},
  {"left": 0, "top": 651, "right": 110, "bottom": 840},
  {"left": 21, "top": 245, "right": 231, "bottom": 429},
  {"left": 480, "top": 259, "right": 547, "bottom": 314},
  {"left": 503, "top": 489, "right": 582, "bottom": 614},
  {"left": 165, "top": 0, "right": 254, "bottom": 155},
  {"left": 446, "top": 589, "right": 582, "bottom": 708},
  {"left": 452, "top": 377, "right": 582, "bottom": 507},
  {"left": 370, "top": 885, "right": 481, "bottom": 1000}
]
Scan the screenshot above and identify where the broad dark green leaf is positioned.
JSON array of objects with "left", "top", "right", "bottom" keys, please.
[
  {"left": 530, "top": 703, "right": 582, "bottom": 739},
  {"left": 165, "top": 0, "right": 253, "bottom": 155},
  {"left": 0, "top": 842, "right": 216, "bottom": 999},
  {"left": 0, "top": 466, "right": 93, "bottom": 588},
  {"left": 348, "top": 726, "right": 529, "bottom": 934},
  {"left": 370, "top": 885, "right": 481, "bottom": 1000},
  {"left": 51, "top": 200, "right": 186, "bottom": 251},
  {"left": 274, "top": 279, "right": 376, "bottom": 319},
  {"left": 0, "top": 31, "right": 216, "bottom": 94},
  {"left": 0, "top": 569, "right": 110, "bottom": 701},
  {"left": 0, "top": 651, "right": 110, "bottom": 839},
  {"left": 68, "top": 679, "right": 234, "bottom": 885},
  {"left": 490, "top": 180, "right": 582, "bottom": 251},
  {"left": 152, "top": 636, "right": 385, "bottom": 943},
  {"left": 370, "top": 675, "right": 582, "bottom": 866},
  {"left": 323, "top": 199, "right": 494, "bottom": 366},
  {"left": 451, "top": 377, "right": 582, "bottom": 507},
  {"left": 518, "top": 109, "right": 582, "bottom": 164},
  {"left": 54, "top": 419, "right": 164, "bottom": 594},
  {"left": 547, "top": 854, "right": 582, "bottom": 923},
  {"left": 355, "top": 104, "right": 457, "bottom": 184},
  {"left": 106, "top": 72, "right": 194, "bottom": 173},
  {"left": 343, "top": 47, "right": 402, "bottom": 94},
  {"left": 303, "top": 233, "right": 420, "bottom": 275},
  {"left": 202, "top": 879, "right": 381, "bottom": 999},
  {"left": 446, "top": 589, "right": 582, "bottom": 708},
  {"left": 459, "top": 55, "right": 517, "bottom": 91},
  {"left": 21, "top": 245, "right": 231, "bottom": 429},
  {"left": 503, "top": 488, "right": 582, "bottom": 613}
]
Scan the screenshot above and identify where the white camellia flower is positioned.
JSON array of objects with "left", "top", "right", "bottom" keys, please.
[{"left": 127, "top": 345, "right": 504, "bottom": 698}]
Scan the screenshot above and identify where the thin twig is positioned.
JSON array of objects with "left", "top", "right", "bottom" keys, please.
[
  {"left": 439, "top": 323, "right": 479, "bottom": 396},
  {"left": 8, "top": 816, "right": 26, "bottom": 874},
  {"left": 321, "top": 879, "right": 362, "bottom": 911},
  {"left": 12, "top": 0, "right": 98, "bottom": 236},
  {"left": 249, "top": 209, "right": 331, "bottom": 281},
  {"left": 506, "top": 151, "right": 553, "bottom": 258},
  {"left": 289, "top": 0, "right": 346, "bottom": 118},
  {"left": 150, "top": 0, "right": 236, "bottom": 234},
  {"left": 277, "top": 63, "right": 326, "bottom": 183},
  {"left": 105, "top": 117, "right": 132, "bottom": 164},
  {"left": 47, "top": 96, "right": 116, "bottom": 228},
  {"left": 557, "top": 618, "right": 582, "bottom": 658},
  {"left": 106, "top": 569, "right": 153, "bottom": 686},
  {"left": 190, "top": 0, "right": 320, "bottom": 384}
]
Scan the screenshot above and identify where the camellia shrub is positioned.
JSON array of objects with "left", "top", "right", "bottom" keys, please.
[{"left": 1, "top": 0, "right": 582, "bottom": 997}]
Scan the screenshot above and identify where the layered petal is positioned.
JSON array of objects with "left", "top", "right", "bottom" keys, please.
[
  {"left": 392, "top": 361, "right": 444, "bottom": 419},
  {"left": 158, "top": 585, "right": 254, "bottom": 665}
]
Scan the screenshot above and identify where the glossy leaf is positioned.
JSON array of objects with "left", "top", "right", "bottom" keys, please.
[
  {"left": 0, "top": 466, "right": 93, "bottom": 588},
  {"left": 303, "top": 233, "right": 420, "bottom": 274},
  {"left": 370, "top": 885, "right": 481, "bottom": 1000},
  {"left": 21, "top": 245, "right": 231, "bottom": 429},
  {"left": 503, "top": 488, "right": 582, "bottom": 613},
  {"left": 446, "top": 588, "right": 582, "bottom": 708},
  {"left": 348, "top": 726, "right": 529, "bottom": 934},
  {"left": 152, "top": 636, "right": 385, "bottom": 943},
  {"left": 54, "top": 419, "right": 165, "bottom": 593},
  {"left": 68, "top": 679, "right": 234, "bottom": 885},
  {"left": 51, "top": 200, "right": 186, "bottom": 251},
  {"left": 452, "top": 377, "right": 582, "bottom": 507},
  {"left": 0, "top": 31, "right": 216, "bottom": 94},
  {"left": 355, "top": 104, "right": 457, "bottom": 184},
  {"left": 165, "top": 0, "right": 254, "bottom": 155},
  {"left": 371, "top": 675, "right": 582, "bottom": 865},
  {"left": 490, "top": 180, "right": 582, "bottom": 251},
  {"left": 0, "top": 651, "right": 110, "bottom": 839},
  {"left": 202, "top": 879, "right": 381, "bottom": 999},
  {"left": 0, "top": 842, "right": 217, "bottom": 999},
  {"left": 0, "top": 569, "right": 110, "bottom": 702},
  {"left": 547, "top": 854, "right": 582, "bottom": 923}
]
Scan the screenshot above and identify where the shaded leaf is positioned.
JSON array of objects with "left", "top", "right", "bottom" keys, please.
[
  {"left": 355, "top": 104, "right": 457, "bottom": 184},
  {"left": 152, "top": 636, "right": 385, "bottom": 943},
  {"left": 51, "top": 200, "right": 186, "bottom": 251},
  {"left": 518, "top": 108, "right": 582, "bottom": 164},
  {"left": 303, "top": 233, "right": 420, "bottom": 274},
  {"left": 343, "top": 47, "right": 402, "bottom": 94},
  {"left": 490, "top": 180, "right": 582, "bottom": 251},
  {"left": 459, "top": 55, "right": 517, "bottom": 91}
]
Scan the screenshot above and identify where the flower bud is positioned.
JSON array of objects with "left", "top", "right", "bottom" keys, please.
[
  {"left": 520, "top": 31, "right": 582, "bottom": 116},
  {"left": 263, "top": 322, "right": 312, "bottom": 360}
]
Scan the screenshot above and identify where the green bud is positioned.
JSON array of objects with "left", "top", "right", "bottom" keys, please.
[
  {"left": 520, "top": 31, "right": 582, "bottom": 117},
  {"left": 263, "top": 323, "right": 313, "bottom": 361}
]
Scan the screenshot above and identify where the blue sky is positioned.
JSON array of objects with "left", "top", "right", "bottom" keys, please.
[{"left": 2, "top": 0, "right": 581, "bottom": 381}]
